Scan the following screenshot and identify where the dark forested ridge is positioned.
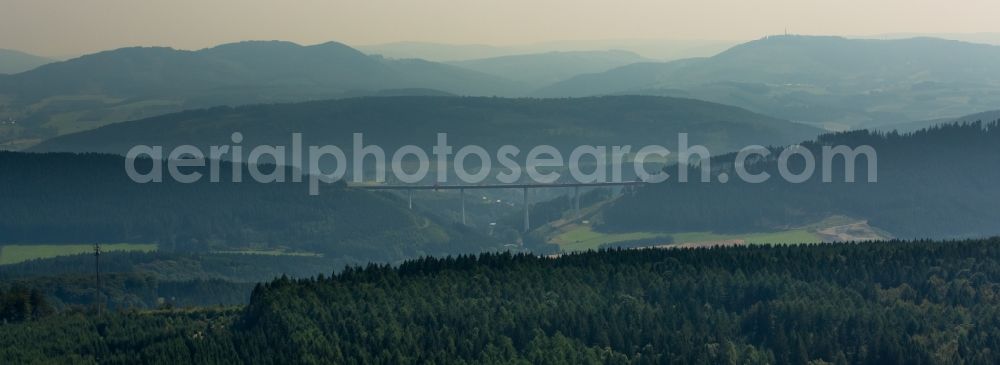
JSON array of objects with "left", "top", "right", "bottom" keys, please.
[
  {"left": 29, "top": 95, "right": 821, "bottom": 157},
  {"left": 5, "top": 239, "right": 1000, "bottom": 364},
  {"left": 603, "top": 121, "right": 1000, "bottom": 239},
  {"left": 0, "top": 151, "right": 495, "bottom": 261}
]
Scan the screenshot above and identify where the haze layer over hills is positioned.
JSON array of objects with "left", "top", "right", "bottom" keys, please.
[
  {"left": 5, "top": 35, "right": 1000, "bottom": 151},
  {"left": 446, "top": 50, "right": 649, "bottom": 87},
  {"left": 0, "top": 49, "right": 53, "bottom": 74},
  {"left": 356, "top": 39, "right": 739, "bottom": 61}
]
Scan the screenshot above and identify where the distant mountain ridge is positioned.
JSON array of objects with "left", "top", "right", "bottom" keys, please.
[
  {"left": 358, "top": 39, "right": 738, "bottom": 61},
  {"left": 538, "top": 36, "right": 1000, "bottom": 94},
  {"left": 0, "top": 40, "right": 521, "bottom": 102},
  {"left": 447, "top": 50, "right": 649, "bottom": 87},
  {"left": 0, "top": 49, "right": 53, "bottom": 74},
  {"left": 535, "top": 36, "right": 1000, "bottom": 129},
  {"left": 7, "top": 35, "right": 1000, "bottom": 150},
  {"left": 0, "top": 40, "right": 522, "bottom": 147}
]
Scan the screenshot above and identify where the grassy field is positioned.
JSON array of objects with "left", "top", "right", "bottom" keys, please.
[
  {"left": 672, "top": 230, "right": 822, "bottom": 245},
  {"left": 36, "top": 95, "right": 183, "bottom": 136},
  {"left": 0, "top": 243, "right": 157, "bottom": 265},
  {"left": 211, "top": 249, "right": 323, "bottom": 257},
  {"left": 549, "top": 225, "right": 822, "bottom": 252},
  {"left": 548, "top": 226, "right": 671, "bottom": 252}
]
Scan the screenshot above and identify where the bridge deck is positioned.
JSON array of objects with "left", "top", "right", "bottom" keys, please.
[
  {"left": 349, "top": 181, "right": 645, "bottom": 232},
  {"left": 350, "top": 181, "right": 646, "bottom": 190}
]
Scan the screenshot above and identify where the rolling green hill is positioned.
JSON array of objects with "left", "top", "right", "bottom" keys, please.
[{"left": 28, "top": 95, "right": 822, "bottom": 158}]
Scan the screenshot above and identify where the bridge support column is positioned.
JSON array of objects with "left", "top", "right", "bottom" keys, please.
[
  {"left": 460, "top": 188, "right": 466, "bottom": 225},
  {"left": 574, "top": 186, "right": 581, "bottom": 220},
  {"left": 523, "top": 187, "right": 530, "bottom": 233}
]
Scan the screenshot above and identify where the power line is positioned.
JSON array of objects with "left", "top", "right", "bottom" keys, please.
[{"left": 94, "top": 242, "right": 102, "bottom": 314}]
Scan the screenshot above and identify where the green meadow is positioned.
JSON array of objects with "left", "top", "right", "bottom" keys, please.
[
  {"left": 550, "top": 225, "right": 822, "bottom": 252},
  {"left": 0, "top": 243, "right": 157, "bottom": 265}
]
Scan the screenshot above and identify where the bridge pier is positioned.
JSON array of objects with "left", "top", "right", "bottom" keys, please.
[
  {"left": 574, "top": 186, "right": 580, "bottom": 220},
  {"left": 460, "top": 188, "right": 466, "bottom": 225},
  {"left": 353, "top": 181, "right": 647, "bottom": 230}
]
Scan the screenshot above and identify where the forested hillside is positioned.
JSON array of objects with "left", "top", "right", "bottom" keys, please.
[
  {"left": 29, "top": 95, "right": 821, "bottom": 158},
  {"left": 602, "top": 121, "right": 1000, "bottom": 238},
  {"left": 0, "top": 151, "right": 494, "bottom": 261},
  {"left": 5, "top": 239, "right": 1000, "bottom": 364}
]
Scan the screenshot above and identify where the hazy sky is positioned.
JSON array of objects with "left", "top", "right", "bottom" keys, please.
[{"left": 3, "top": 0, "right": 999, "bottom": 57}]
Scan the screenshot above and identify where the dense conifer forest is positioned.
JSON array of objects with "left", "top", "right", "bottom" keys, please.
[{"left": 4, "top": 239, "right": 1000, "bottom": 364}]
